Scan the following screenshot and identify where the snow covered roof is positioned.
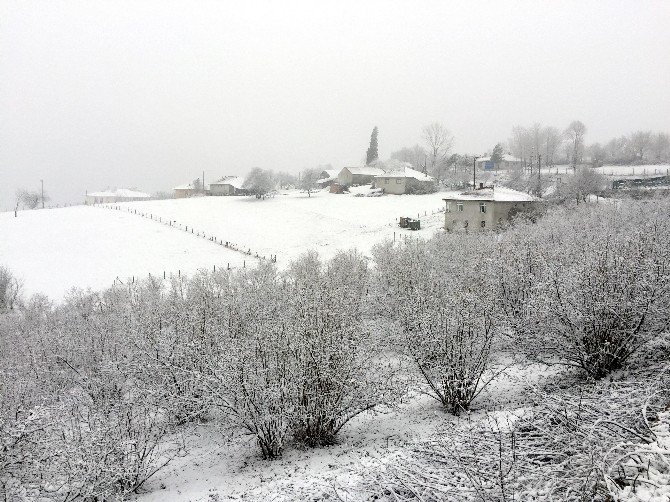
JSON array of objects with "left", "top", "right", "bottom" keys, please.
[
  {"left": 211, "top": 176, "right": 245, "bottom": 189},
  {"left": 443, "top": 186, "right": 538, "bottom": 202},
  {"left": 375, "top": 164, "right": 434, "bottom": 182},
  {"left": 87, "top": 188, "right": 151, "bottom": 198},
  {"left": 341, "top": 166, "right": 386, "bottom": 176},
  {"left": 477, "top": 154, "right": 522, "bottom": 163},
  {"left": 172, "top": 183, "right": 195, "bottom": 191},
  {"left": 318, "top": 169, "right": 339, "bottom": 180}
]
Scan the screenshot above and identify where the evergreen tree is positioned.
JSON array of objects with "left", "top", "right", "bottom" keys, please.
[
  {"left": 491, "top": 143, "right": 504, "bottom": 164},
  {"left": 366, "top": 127, "right": 379, "bottom": 165}
]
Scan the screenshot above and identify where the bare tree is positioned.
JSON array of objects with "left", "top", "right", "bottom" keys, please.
[
  {"left": 564, "top": 120, "right": 587, "bottom": 170},
  {"left": 652, "top": 132, "right": 670, "bottom": 162},
  {"left": 390, "top": 144, "right": 427, "bottom": 171},
  {"left": 422, "top": 122, "right": 454, "bottom": 183},
  {"left": 543, "top": 126, "right": 562, "bottom": 166},
  {"left": 243, "top": 167, "right": 276, "bottom": 198},
  {"left": 299, "top": 168, "right": 321, "bottom": 197},
  {"left": 630, "top": 130, "right": 653, "bottom": 162}
]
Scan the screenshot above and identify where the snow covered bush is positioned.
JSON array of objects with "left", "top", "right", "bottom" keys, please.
[
  {"left": 509, "top": 202, "right": 670, "bottom": 379},
  {"left": 373, "top": 235, "right": 498, "bottom": 414},
  {"left": 286, "top": 251, "right": 403, "bottom": 446},
  {"left": 359, "top": 370, "right": 669, "bottom": 501},
  {"left": 0, "top": 266, "right": 21, "bottom": 311}
]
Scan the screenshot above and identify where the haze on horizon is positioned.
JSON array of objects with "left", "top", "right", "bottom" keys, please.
[{"left": 1, "top": 0, "right": 669, "bottom": 209}]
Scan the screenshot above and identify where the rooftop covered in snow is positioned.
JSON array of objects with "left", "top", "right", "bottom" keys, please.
[
  {"left": 443, "top": 186, "right": 538, "bottom": 202},
  {"left": 87, "top": 188, "right": 151, "bottom": 198}
]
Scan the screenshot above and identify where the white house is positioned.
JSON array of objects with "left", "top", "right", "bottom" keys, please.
[
  {"left": 443, "top": 185, "right": 539, "bottom": 232},
  {"left": 210, "top": 176, "right": 247, "bottom": 196},
  {"left": 374, "top": 163, "right": 435, "bottom": 194},
  {"left": 85, "top": 188, "right": 151, "bottom": 205},
  {"left": 475, "top": 154, "right": 523, "bottom": 172}
]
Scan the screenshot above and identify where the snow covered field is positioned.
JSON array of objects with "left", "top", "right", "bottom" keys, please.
[
  {"left": 119, "top": 189, "right": 447, "bottom": 266},
  {"left": 0, "top": 189, "right": 447, "bottom": 300},
  {"left": 0, "top": 205, "right": 247, "bottom": 299}
]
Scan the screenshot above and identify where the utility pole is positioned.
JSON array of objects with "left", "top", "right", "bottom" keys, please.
[
  {"left": 473, "top": 156, "right": 480, "bottom": 189},
  {"left": 202, "top": 171, "right": 205, "bottom": 194},
  {"left": 41, "top": 179, "right": 44, "bottom": 208}
]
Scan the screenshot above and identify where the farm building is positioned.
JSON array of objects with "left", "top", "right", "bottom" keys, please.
[
  {"left": 475, "top": 154, "right": 523, "bottom": 172},
  {"left": 374, "top": 164, "right": 435, "bottom": 194},
  {"left": 338, "top": 166, "right": 385, "bottom": 186},
  {"left": 316, "top": 169, "right": 340, "bottom": 188},
  {"left": 85, "top": 188, "right": 151, "bottom": 204},
  {"left": 443, "top": 185, "right": 539, "bottom": 232},
  {"left": 210, "top": 176, "right": 247, "bottom": 196}
]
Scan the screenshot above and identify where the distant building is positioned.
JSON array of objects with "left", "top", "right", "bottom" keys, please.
[
  {"left": 85, "top": 188, "right": 151, "bottom": 205},
  {"left": 338, "top": 166, "right": 385, "bottom": 186},
  {"left": 475, "top": 154, "right": 523, "bottom": 172},
  {"left": 316, "top": 169, "right": 340, "bottom": 188},
  {"left": 374, "top": 164, "right": 435, "bottom": 194},
  {"left": 173, "top": 183, "right": 196, "bottom": 198},
  {"left": 443, "top": 185, "right": 539, "bottom": 231},
  {"left": 210, "top": 176, "right": 247, "bottom": 196}
]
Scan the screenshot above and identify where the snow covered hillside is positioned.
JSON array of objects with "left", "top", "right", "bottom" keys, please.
[
  {"left": 119, "top": 190, "right": 447, "bottom": 266},
  {"left": 0, "top": 190, "right": 447, "bottom": 300},
  {"left": 0, "top": 205, "right": 247, "bottom": 299}
]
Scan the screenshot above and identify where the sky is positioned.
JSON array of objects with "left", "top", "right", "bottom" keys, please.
[{"left": 1, "top": 0, "right": 669, "bottom": 208}]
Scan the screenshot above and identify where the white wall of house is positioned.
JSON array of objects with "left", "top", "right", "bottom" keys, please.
[
  {"left": 376, "top": 177, "right": 406, "bottom": 194},
  {"left": 444, "top": 199, "right": 534, "bottom": 231},
  {"left": 210, "top": 184, "right": 236, "bottom": 196}
]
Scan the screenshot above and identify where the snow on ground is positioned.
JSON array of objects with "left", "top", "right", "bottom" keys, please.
[
  {"left": 132, "top": 358, "right": 558, "bottom": 502},
  {"left": 0, "top": 205, "right": 248, "bottom": 300},
  {"left": 0, "top": 189, "right": 447, "bottom": 300},
  {"left": 119, "top": 189, "right": 448, "bottom": 267}
]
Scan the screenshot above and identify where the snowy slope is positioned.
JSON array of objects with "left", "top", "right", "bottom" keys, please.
[
  {"left": 0, "top": 190, "right": 447, "bottom": 300},
  {"left": 120, "top": 189, "right": 447, "bottom": 266},
  {"left": 0, "top": 205, "right": 248, "bottom": 300}
]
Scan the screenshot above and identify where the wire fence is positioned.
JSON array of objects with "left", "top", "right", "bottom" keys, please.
[{"left": 94, "top": 203, "right": 276, "bottom": 272}]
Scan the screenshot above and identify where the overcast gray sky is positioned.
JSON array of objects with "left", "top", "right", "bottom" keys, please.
[{"left": 1, "top": 0, "right": 669, "bottom": 208}]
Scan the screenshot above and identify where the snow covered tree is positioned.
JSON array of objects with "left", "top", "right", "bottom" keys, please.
[
  {"left": 422, "top": 122, "right": 454, "bottom": 183},
  {"left": 299, "top": 167, "right": 321, "bottom": 197},
  {"left": 490, "top": 143, "right": 504, "bottom": 164},
  {"left": 366, "top": 126, "right": 379, "bottom": 165},
  {"left": 564, "top": 120, "right": 587, "bottom": 169},
  {"left": 243, "top": 168, "right": 276, "bottom": 198}
]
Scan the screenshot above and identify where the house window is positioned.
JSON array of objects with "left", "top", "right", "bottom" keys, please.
[
  {"left": 457, "top": 202, "right": 464, "bottom": 212},
  {"left": 481, "top": 220, "right": 486, "bottom": 228},
  {"left": 445, "top": 202, "right": 451, "bottom": 212},
  {"left": 396, "top": 179, "right": 402, "bottom": 184},
  {"left": 480, "top": 202, "right": 487, "bottom": 213}
]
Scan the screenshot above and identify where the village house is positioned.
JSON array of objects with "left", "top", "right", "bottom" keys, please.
[
  {"left": 85, "top": 188, "right": 151, "bottom": 205},
  {"left": 172, "top": 183, "right": 196, "bottom": 198},
  {"left": 475, "top": 154, "right": 523, "bottom": 172},
  {"left": 443, "top": 185, "right": 539, "bottom": 232},
  {"left": 209, "top": 176, "right": 247, "bottom": 196},
  {"left": 338, "top": 166, "right": 385, "bottom": 186},
  {"left": 316, "top": 169, "right": 340, "bottom": 188},
  {"left": 374, "top": 164, "right": 435, "bottom": 194}
]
